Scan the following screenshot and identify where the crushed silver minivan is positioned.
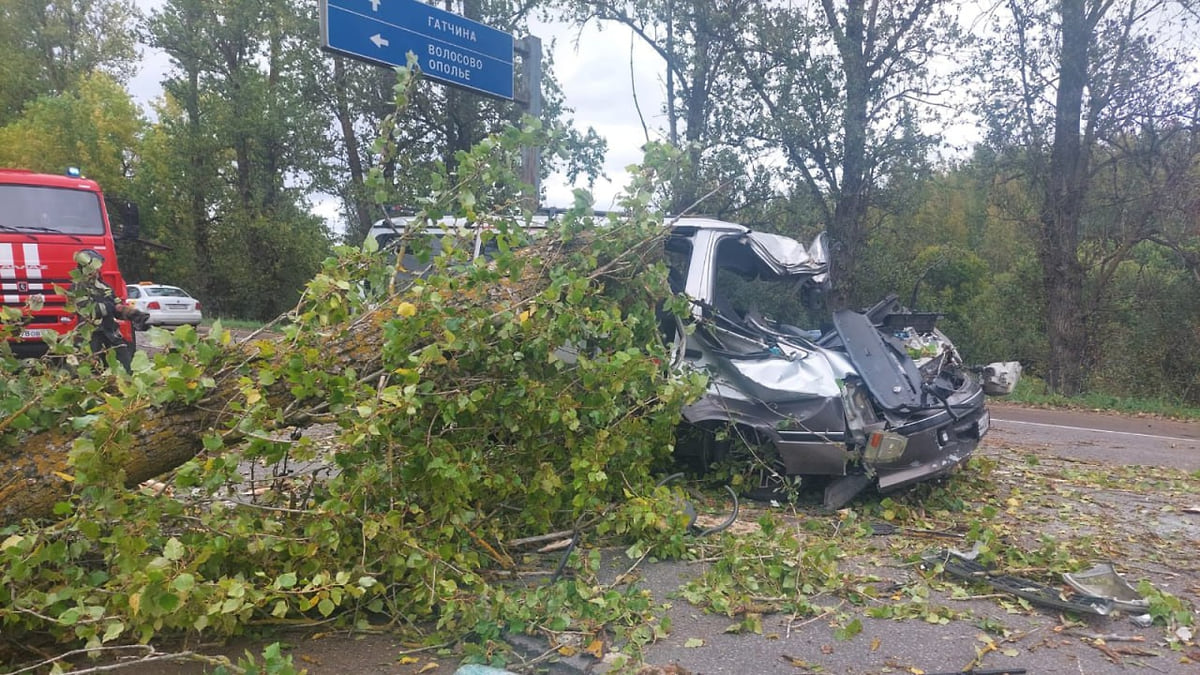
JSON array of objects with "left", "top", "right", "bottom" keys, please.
[
  {"left": 368, "top": 215, "right": 1020, "bottom": 508},
  {"left": 663, "top": 218, "right": 1019, "bottom": 508}
]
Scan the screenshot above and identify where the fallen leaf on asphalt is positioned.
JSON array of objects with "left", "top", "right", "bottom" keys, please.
[
  {"left": 417, "top": 663, "right": 439, "bottom": 673},
  {"left": 1084, "top": 638, "right": 1123, "bottom": 664},
  {"left": 584, "top": 638, "right": 605, "bottom": 658},
  {"left": 870, "top": 637, "right": 880, "bottom": 652},
  {"left": 683, "top": 638, "right": 704, "bottom": 648},
  {"left": 779, "top": 654, "right": 815, "bottom": 669}
]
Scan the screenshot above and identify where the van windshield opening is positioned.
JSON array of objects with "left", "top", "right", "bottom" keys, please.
[{"left": 0, "top": 185, "right": 106, "bottom": 235}]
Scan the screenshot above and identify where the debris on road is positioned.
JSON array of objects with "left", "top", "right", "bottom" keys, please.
[
  {"left": 924, "top": 549, "right": 1116, "bottom": 615},
  {"left": 1063, "top": 562, "right": 1149, "bottom": 613}
]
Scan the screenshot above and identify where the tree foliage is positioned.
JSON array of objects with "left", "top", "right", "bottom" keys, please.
[
  {"left": 0, "top": 1, "right": 1197, "bottom": 425},
  {"left": 0, "top": 0, "right": 140, "bottom": 125},
  {"left": 735, "top": 0, "right": 961, "bottom": 307},
  {"left": 0, "top": 88, "right": 704, "bottom": 666},
  {"left": 974, "top": 0, "right": 1200, "bottom": 393},
  {"left": 560, "top": 1, "right": 965, "bottom": 308},
  {"left": 0, "top": 71, "right": 142, "bottom": 191},
  {"left": 138, "top": 0, "right": 335, "bottom": 318}
]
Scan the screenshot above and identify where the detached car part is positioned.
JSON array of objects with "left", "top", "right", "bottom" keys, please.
[
  {"left": 1063, "top": 562, "right": 1149, "bottom": 613},
  {"left": 925, "top": 549, "right": 1115, "bottom": 616}
]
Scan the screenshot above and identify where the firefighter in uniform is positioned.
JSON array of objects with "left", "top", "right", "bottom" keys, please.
[{"left": 72, "top": 249, "right": 146, "bottom": 371}]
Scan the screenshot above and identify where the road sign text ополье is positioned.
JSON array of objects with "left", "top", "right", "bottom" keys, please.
[{"left": 319, "top": 0, "right": 515, "bottom": 100}]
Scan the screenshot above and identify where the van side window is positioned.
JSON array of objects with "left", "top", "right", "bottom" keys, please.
[{"left": 664, "top": 235, "right": 692, "bottom": 294}]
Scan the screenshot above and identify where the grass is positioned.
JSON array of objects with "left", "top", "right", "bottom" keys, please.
[
  {"left": 1004, "top": 375, "right": 1200, "bottom": 420},
  {"left": 203, "top": 317, "right": 269, "bottom": 331}
]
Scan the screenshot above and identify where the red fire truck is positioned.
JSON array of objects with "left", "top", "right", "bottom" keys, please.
[{"left": 0, "top": 167, "right": 139, "bottom": 361}]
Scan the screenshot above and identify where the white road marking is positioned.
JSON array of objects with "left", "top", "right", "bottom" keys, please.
[{"left": 992, "top": 418, "right": 1199, "bottom": 444}]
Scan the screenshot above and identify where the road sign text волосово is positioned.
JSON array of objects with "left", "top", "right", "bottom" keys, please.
[{"left": 320, "top": 0, "right": 514, "bottom": 99}]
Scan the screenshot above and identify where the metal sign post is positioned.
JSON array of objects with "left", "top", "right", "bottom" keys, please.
[{"left": 516, "top": 35, "right": 542, "bottom": 212}]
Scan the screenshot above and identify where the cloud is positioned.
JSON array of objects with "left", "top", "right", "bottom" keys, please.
[{"left": 536, "top": 20, "right": 667, "bottom": 208}]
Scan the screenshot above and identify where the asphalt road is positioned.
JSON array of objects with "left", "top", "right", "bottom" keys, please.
[
  {"left": 524, "top": 402, "right": 1200, "bottom": 675},
  {"left": 987, "top": 402, "right": 1200, "bottom": 471},
  {"left": 113, "top": 387, "right": 1199, "bottom": 675}
]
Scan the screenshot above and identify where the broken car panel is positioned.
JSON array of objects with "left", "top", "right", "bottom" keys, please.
[{"left": 666, "top": 218, "right": 1018, "bottom": 508}]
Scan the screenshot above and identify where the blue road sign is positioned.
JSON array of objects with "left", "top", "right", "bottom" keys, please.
[{"left": 320, "top": 0, "right": 514, "bottom": 100}]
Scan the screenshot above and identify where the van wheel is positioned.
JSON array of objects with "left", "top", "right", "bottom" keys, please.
[{"left": 678, "top": 423, "right": 798, "bottom": 502}]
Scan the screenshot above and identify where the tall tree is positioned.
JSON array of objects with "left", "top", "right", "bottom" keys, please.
[
  {"left": 0, "top": 0, "right": 140, "bottom": 125},
  {"left": 144, "top": 0, "right": 333, "bottom": 320},
  {"left": 554, "top": 1, "right": 758, "bottom": 216},
  {"left": 560, "top": 2, "right": 963, "bottom": 304},
  {"left": 733, "top": 0, "right": 960, "bottom": 308},
  {"left": 978, "top": 0, "right": 1200, "bottom": 393}
]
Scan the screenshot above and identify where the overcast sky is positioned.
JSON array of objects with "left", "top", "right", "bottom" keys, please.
[
  {"left": 127, "top": 1, "right": 667, "bottom": 225},
  {"left": 523, "top": 16, "right": 668, "bottom": 210}
]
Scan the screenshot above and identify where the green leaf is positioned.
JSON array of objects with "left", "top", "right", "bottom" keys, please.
[
  {"left": 317, "top": 597, "right": 336, "bottom": 617},
  {"left": 157, "top": 593, "right": 181, "bottom": 612},
  {"left": 58, "top": 608, "right": 81, "bottom": 626},
  {"left": 102, "top": 621, "right": 124, "bottom": 643},
  {"left": 163, "top": 537, "right": 185, "bottom": 561},
  {"left": 834, "top": 619, "right": 863, "bottom": 641}
]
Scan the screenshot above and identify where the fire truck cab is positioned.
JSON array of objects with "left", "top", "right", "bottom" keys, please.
[{"left": 0, "top": 167, "right": 138, "bottom": 358}]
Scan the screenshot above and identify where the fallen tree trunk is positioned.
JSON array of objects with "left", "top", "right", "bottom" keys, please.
[
  {"left": 0, "top": 311, "right": 393, "bottom": 526},
  {"left": 0, "top": 223, "right": 668, "bottom": 526}
]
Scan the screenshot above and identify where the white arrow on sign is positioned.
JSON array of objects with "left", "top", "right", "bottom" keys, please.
[
  {"left": 369, "top": 0, "right": 380, "bottom": 11},
  {"left": 370, "top": 33, "right": 389, "bottom": 48}
]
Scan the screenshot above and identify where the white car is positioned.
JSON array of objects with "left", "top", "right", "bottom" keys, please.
[{"left": 125, "top": 283, "right": 203, "bottom": 329}]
